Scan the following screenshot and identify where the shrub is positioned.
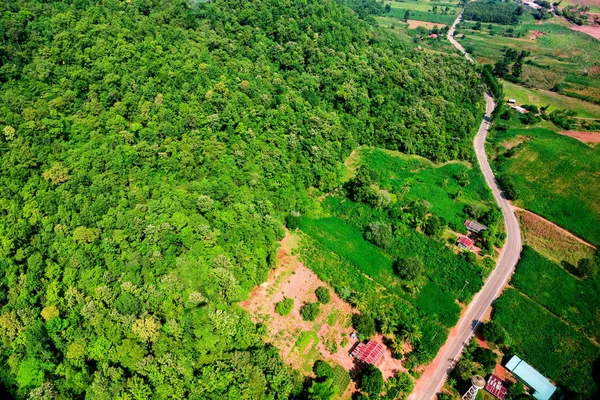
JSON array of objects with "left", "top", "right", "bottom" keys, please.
[
  {"left": 301, "top": 302, "right": 320, "bottom": 321},
  {"left": 315, "top": 286, "right": 331, "bottom": 304},
  {"left": 363, "top": 221, "right": 393, "bottom": 248},
  {"left": 352, "top": 313, "right": 376, "bottom": 337},
  {"left": 313, "top": 360, "right": 334, "bottom": 380},
  {"left": 577, "top": 258, "right": 597, "bottom": 280},
  {"left": 473, "top": 346, "right": 497, "bottom": 374},
  {"left": 393, "top": 258, "right": 424, "bottom": 281},
  {"left": 275, "top": 297, "right": 294, "bottom": 316},
  {"left": 360, "top": 364, "right": 384, "bottom": 397},
  {"left": 286, "top": 212, "right": 302, "bottom": 229}
]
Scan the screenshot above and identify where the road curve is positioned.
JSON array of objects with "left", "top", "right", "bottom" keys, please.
[{"left": 408, "top": 12, "right": 523, "bottom": 400}]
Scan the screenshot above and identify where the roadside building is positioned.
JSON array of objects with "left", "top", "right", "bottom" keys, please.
[
  {"left": 512, "top": 105, "right": 528, "bottom": 114},
  {"left": 508, "top": 99, "right": 516, "bottom": 104},
  {"left": 505, "top": 356, "right": 556, "bottom": 400},
  {"left": 350, "top": 340, "right": 385, "bottom": 365},
  {"left": 457, "top": 236, "right": 475, "bottom": 251},
  {"left": 485, "top": 374, "right": 508, "bottom": 400},
  {"left": 464, "top": 220, "right": 488, "bottom": 234},
  {"left": 429, "top": 33, "right": 438, "bottom": 39}
]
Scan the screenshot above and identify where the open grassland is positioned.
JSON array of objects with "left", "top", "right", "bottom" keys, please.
[
  {"left": 358, "top": 148, "right": 494, "bottom": 231},
  {"left": 493, "top": 289, "right": 600, "bottom": 398},
  {"left": 560, "top": 0, "right": 600, "bottom": 13},
  {"left": 375, "top": 16, "right": 458, "bottom": 54},
  {"left": 491, "top": 126, "right": 600, "bottom": 245},
  {"left": 502, "top": 80, "right": 600, "bottom": 118},
  {"left": 511, "top": 246, "right": 600, "bottom": 343},
  {"left": 518, "top": 209, "right": 595, "bottom": 266},
  {"left": 383, "top": 0, "right": 458, "bottom": 25}
]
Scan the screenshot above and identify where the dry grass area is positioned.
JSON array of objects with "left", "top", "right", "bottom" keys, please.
[
  {"left": 517, "top": 209, "right": 595, "bottom": 265},
  {"left": 241, "top": 231, "right": 405, "bottom": 391},
  {"left": 559, "top": 130, "right": 600, "bottom": 143},
  {"left": 502, "top": 135, "right": 530, "bottom": 150},
  {"left": 406, "top": 19, "right": 445, "bottom": 29}
]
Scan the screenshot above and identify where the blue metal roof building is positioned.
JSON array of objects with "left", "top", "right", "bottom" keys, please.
[{"left": 505, "top": 356, "right": 556, "bottom": 400}]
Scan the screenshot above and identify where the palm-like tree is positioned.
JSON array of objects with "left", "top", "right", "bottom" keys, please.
[
  {"left": 400, "top": 325, "right": 422, "bottom": 345},
  {"left": 379, "top": 315, "right": 394, "bottom": 336},
  {"left": 349, "top": 293, "right": 366, "bottom": 311}
]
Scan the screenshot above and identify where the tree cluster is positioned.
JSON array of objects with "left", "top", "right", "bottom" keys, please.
[{"left": 463, "top": 0, "right": 520, "bottom": 25}]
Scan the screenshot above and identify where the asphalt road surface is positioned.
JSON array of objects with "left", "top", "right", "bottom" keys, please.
[{"left": 408, "top": 12, "right": 523, "bottom": 400}]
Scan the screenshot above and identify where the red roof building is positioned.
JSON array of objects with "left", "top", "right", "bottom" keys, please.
[
  {"left": 351, "top": 341, "right": 385, "bottom": 365},
  {"left": 429, "top": 33, "right": 438, "bottom": 39},
  {"left": 485, "top": 374, "right": 507, "bottom": 400},
  {"left": 457, "top": 236, "right": 474, "bottom": 250}
]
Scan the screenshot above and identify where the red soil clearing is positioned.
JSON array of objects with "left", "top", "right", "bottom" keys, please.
[
  {"left": 559, "top": 130, "right": 600, "bottom": 143},
  {"left": 570, "top": 24, "right": 600, "bottom": 40}
]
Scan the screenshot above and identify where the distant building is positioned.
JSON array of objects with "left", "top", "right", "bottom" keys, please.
[
  {"left": 508, "top": 99, "right": 516, "bottom": 104},
  {"left": 522, "top": 0, "right": 542, "bottom": 10},
  {"left": 429, "top": 33, "right": 438, "bottom": 39},
  {"left": 505, "top": 356, "right": 556, "bottom": 400},
  {"left": 350, "top": 340, "right": 385, "bottom": 365},
  {"left": 457, "top": 236, "right": 475, "bottom": 251},
  {"left": 464, "top": 220, "right": 488, "bottom": 233},
  {"left": 485, "top": 374, "right": 508, "bottom": 400},
  {"left": 512, "top": 105, "right": 528, "bottom": 114}
]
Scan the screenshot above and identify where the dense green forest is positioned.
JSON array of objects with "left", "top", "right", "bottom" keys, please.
[{"left": 0, "top": 0, "right": 484, "bottom": 397}]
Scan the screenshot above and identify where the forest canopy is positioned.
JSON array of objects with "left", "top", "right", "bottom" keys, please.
[{"left": 0, "top": 0, "right": 483, "bottom": 398}]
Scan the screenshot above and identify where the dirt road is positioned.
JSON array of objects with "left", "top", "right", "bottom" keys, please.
[{"left": 409, "top": 12, "right": 523, "bottom": 400}]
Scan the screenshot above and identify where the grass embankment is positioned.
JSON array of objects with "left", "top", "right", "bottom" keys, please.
[{"left": 490, "top": 126, "right": 600, "bottom": 245}]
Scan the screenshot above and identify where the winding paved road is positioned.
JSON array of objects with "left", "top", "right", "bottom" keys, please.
[{"left": 408, "top": 11, "right": 523, "bottom": 400}]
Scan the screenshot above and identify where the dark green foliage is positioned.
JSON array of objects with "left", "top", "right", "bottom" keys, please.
[
  {"left": 547, "top": 109, "right": 577, "bottom": 130},
  {"left": 393, "top": 258, "right": 424, "bottom": 281},
  {"left": 463, "top": 0, "right": 519, "bottom": 24},
  {"left": 480, "top": 321, "right": 510, "bottom": 346},
  {"left": 577, "top": 258, "right": 597, "bottom": 280},
  {"left": 307, "top": 378, "right": 336, "bottom": 400},
  {"left": 286, "top": 213, "right": 302, "bottom": 230},
  {"left": 315, "top": 287, "right": 331, "bottom": 304},
  {"left": 423, "top": 214, "right": 446, "bottom": 239},
  {"left": 473, "top": 346, "right": 497, "bottom": 374},
  {"left": 313, "top": 360, "right": 335, "bottom": 380},
  {"left": 275, "top": 297, "right": 294, "bottom": 316},
  {"left": 360, "top": 364, "right": 384, "bottom": 397},
  {"left": 301, "top": 303, "right": 321, "bottom": 321},
  {"left": 352, "top": 314, "right": 376, "bottom": 338}
]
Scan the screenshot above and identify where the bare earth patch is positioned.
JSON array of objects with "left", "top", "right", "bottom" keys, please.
[
  {"left": 241, "top": 231, "right": 405, "bottom": 389},
  {"left": 529, "top": 30, "right": 544, "bottom": 40},
  {"left": 570, "top": 24, "right": 600, "bottom": 40},
  {"left": 503, "top": 135, "right": 530, "bottom": 150},
  {"left": 406, "top": 19, "right": 445, "bottom": 30},
  {"left": 559, "top": 130, "right": 600, "bottom": 143}
]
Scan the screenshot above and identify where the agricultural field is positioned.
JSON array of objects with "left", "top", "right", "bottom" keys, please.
[
  {"left": 375, "top": 15, "right": 457, "bottom": 54},
  {"left": 510, "top": 246, "right": 600, "bottom": 343},
  {"left": 491, "top": 288, "right": 600, "bottom": 397},
  {"left": 489, "top": 124, "right": 600, "bottom": 245},
  {"left": 295, "top": 148, "right": 503, "bottom": 366},
  {"left": 456, "top": 8, "right": 600, "bottom": 106},
  {"left": 383, "top": 0, "right": 460, "bottom": 25}
]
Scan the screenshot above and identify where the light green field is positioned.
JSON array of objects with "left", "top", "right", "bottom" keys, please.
[
  {"left": 502, "top": 80, "right": 600, "bottom": 118},
  {"left": 383, "top": 0, "right": 459, "bottom": 24},
  {"left": 490, "top": 125, "right": 600, "bottom": 245}
]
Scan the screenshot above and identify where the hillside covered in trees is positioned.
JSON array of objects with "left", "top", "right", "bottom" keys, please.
[{"left": 0, "top": 0, "right": 483, "bottom": 398}]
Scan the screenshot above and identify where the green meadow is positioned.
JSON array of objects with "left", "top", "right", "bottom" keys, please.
[
  {"left": 490, "top": 125, "right": 600, "bottom": 245},
  {"left": 383, "top": 0, "right": 459, "bottom": 25}
]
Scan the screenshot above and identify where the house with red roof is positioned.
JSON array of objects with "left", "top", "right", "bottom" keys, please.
[
  {"left": 350, "top": 340, "right": 385, "bottom": 365},
  {"left": 485, "top": 374, "right": 507, "bottom": 400},
  {"left": 457, "top": 236, "right": 474, "bottom": 251}
]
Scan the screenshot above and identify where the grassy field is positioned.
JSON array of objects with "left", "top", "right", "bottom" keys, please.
[
  {"left": 560, "top": 0, "right": 600, "bottom": 13},
  {"left": 502, "top": 80, "right": 600, "bottom": 118},
  {"left": 493, "top": 288, "right": 600, "bottom": 398},
  {"left": 511, "top": 246, "right": 600, "bottom": 342},
  {"left": 383, "top": 0, "right": 459, "bottom": 25},
  {"left": 490, "top": 125, "right": 600, "bottom": 245},
  {"left": 358, "top": 148, "right": 495, "bottom": 231}
]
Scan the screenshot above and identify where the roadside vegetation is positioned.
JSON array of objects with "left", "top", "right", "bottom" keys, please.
[{"left": 295, "top": 148, "right": 501, "bottom": 368}]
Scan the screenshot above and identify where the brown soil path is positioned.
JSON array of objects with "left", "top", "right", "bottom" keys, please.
[{"left": 558, "top": 130, "right": 600, "bottom": 143}]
